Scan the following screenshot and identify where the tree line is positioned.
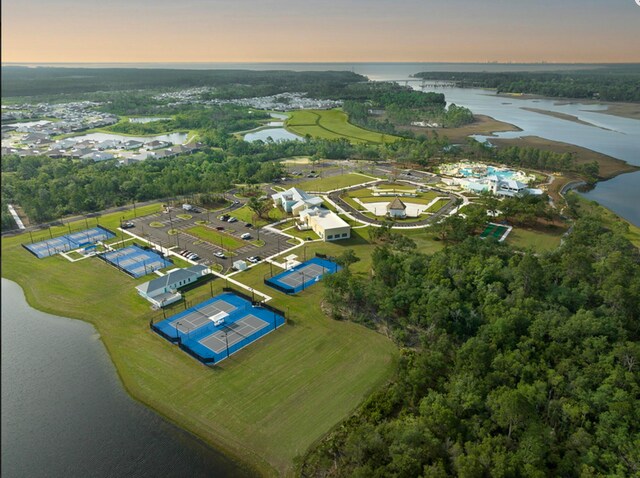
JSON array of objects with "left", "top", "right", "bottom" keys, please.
[{"left": 414, "top": 67, "right": 640, "bottom": 102}]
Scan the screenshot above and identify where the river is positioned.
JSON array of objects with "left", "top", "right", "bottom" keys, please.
[
  {"left": 345, "top": 65, "right": 639, "bottom": 226},
  {"left": 1, "top": 278, "right": 251, "bottom": 478}
]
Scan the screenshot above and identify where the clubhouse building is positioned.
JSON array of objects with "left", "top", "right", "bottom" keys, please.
[
  {"left": 136, "top": 264, "right": 209, "bottom": 307},
  {"left": 273, "top": 187, "right": 351, "bottom": 241}
]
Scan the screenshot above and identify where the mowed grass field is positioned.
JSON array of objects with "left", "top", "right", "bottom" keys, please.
[
  {"left": 2, "top": 206, "right": 398, "bottom": 477},
  {"left": 185, "top": 225, "right": 245, "bottom": 250},
  {"left": 286, "top": 109, "right": 401, "bottom": 144},
  {"left": 292, "top": 172, "right": 379, "bottom": 192}
]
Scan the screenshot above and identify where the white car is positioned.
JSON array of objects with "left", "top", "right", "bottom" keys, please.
[
  {"left": 214, "top": 252, "right": 225, "bottom": 259},
  {"left": 247, "top": 256, "right": 260, "bottom": 264},
  {"left": 241, "top": 233, "right": 252, "bottom": 240},
  {"left": 227, "top": 217, "right": 238, "bottom": 223}
]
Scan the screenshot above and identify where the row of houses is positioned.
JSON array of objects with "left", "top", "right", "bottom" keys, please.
[{"left": 3, "top": 137, "right": 202, "bottom": 162}]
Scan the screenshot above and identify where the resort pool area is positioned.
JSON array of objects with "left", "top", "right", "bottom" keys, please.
[{"left": 459, "top": 166, "right": 516, "bottom": 179}]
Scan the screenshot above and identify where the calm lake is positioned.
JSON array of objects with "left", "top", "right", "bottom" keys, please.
[{"left": 1, "top": 278, "right": 251, "bottom": 478}]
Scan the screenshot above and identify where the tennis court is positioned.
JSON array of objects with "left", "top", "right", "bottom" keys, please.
[
  {"left": 479, "top": 223, "right": 512, "bottom": 242},
  {"left": 100, "top": 244, "right": 172, "bottom": 278},
  {"left": 265, "top": 257, "right": 341, "bottom": 294},
  {"left": 24, "top": 226, "right": 115, "bottom": 258},
  {"left": 172, "top": 299, "right": 238, "bottom": 334},
  {"left": 151, "top": 292, "right": 286, "bottom": 364}
]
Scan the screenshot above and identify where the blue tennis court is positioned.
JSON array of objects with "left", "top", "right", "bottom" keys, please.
[
  {"left": 265, "top": 257, "right": 340, "bottom": 294},
  {"left": 99, "top": 244, "right": 171, "bottom": 278},
  {"left": 152, "top": 292, "right": 285, "bottom": 364},
  {"left": 24, "top": 226, "right": 115, "bottom": 258}
]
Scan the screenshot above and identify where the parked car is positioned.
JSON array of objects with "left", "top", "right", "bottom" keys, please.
[
  {"left": 227, "top": 217, "right": 238, "bottom": 223},
  {"left": 190, "top": 253, "right": 200, "bottom": 260},
  {"left": 244, "top": 223, "right": 252, "bottom": 228},
  {"left": 241, "top": 233, "right": 252, "bottom": 240},
  {"left": 247, "top": 256, "right": 261, "bottom": 264},
  {"left": 214, "top": 252, "right": 225, "bottom": 259},
  {"left": 215, "top": 226, "right": 225, "bottom": 230},
  {"left": 219, "top": 214, "right": 229, "bottom": 221},
  {"left": 121, "top": 221, "right": 135, "bottom": 229}
]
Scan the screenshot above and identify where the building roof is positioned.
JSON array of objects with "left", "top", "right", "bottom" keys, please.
[
  {"left": 136, "top": 265, "right": 208, "bottom": 297},
  {"left": 387, "top": 197, "right": 407, "bottom": 211},
  {"left": 301, "top": 208, "right": 350, "bottom": 230}
]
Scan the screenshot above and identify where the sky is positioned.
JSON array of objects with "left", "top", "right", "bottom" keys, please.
[{"left": 2, "top": 0, "right": 640, "bottom": 63}]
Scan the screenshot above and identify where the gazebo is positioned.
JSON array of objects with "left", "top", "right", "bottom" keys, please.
[{"left": 386, "top": 197, "right": 407, "bottom": 218}]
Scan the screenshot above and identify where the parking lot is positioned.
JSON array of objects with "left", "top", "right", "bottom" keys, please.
[{"left": 122, "top": 206, "right": 292, "bottom": 271}]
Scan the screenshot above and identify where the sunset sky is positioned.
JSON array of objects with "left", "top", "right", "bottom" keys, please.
[{"left": 3, "top": 0, "right": 640, "bottom": 63}]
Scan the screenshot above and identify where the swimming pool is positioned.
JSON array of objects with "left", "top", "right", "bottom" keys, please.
[{"left": 460, "top": 166, "right": 516, "bottom": 179}]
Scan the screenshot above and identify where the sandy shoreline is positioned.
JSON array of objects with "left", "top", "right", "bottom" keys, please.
[
  {"left": 520, "top": 107, "right": 609, "bottom": 129},
  {"left": 494, "top": 92, "right": 640, "bottom": 121}
]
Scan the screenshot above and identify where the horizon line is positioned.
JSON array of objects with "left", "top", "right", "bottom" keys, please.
[{"left": 4, "top": 61, "right": 640, "bottom": 66}]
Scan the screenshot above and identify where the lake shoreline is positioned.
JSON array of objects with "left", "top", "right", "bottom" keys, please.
[{"left": 1, "top": 278, "right": 254, "bottom": 478}]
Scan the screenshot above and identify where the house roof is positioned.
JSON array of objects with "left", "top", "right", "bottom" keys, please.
[
  {"left": 136, "top": 265, "right": 207, "bottom": 297},
  {"left": 387, "top": 197, "right": 407, "bottom": 211}
]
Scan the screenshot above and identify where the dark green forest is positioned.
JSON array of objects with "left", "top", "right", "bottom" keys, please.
[
  {"left": 302, "top": 215, "right": 640, "bottom": 477},
  {"left": 414, "top": 67, "right": 640, "bottom": 102},
  {"left": 0, "top": 67, "right": 366, "bottom": 98}
]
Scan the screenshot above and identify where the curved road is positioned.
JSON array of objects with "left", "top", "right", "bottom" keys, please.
[{"left": 327, "top": 182, "right": 461, "bottom": 229}]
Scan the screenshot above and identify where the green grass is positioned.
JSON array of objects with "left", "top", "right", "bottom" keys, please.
[
  {"left": 506, "top": 227, "right": 564, "bottom": 252},
  {"left": 396, "top": 228, "right": 446, "bottom": 254},
  {"left": 2, "top": 206, "right": 397, "bottom": 477},
  {"left": 283, "top": 226, "right": 321, "bottom": 241},
  {"left": 425, "top": 198, "right": 450, "bottom": 213},
  {"left": 285, "top": 109, "right": 401, "bottom": 144},
  {"left": 230, "top": 206, "right": 286, "bottom": 227},
  {"left": 185, "top": 225, "right": 245, "bottom": 250},
  {"left": 292, "top": 173, "right": 377, "bottom": 193}
]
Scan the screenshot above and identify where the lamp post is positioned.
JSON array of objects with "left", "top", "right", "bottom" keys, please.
[{"left": 300, "top": 271, "right": 306, "bottom": 291}]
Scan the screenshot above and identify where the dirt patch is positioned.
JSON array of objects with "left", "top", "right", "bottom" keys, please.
[
  {"left": 520, "top": 107, "right": 605, "bottom": 128},
  {"left": 399, "top": 114, "right": 521, "bottom": 143}
]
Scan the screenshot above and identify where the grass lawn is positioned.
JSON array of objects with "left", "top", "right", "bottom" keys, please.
[
  {"left": 2, "top": 206, "right": 397, "bottom": 477},
  {"left": 283, "top": 226, "right": 321, "bottom": 241},
  {"left": 167, "top": 255, "right": 193, "bottom": 269},
  {"left": 395, "top": 228, "right": 446, "bottom": 255},
  {"left": 506, "top": 227, "right": 565, "bottom": 252},
  {"left": 185, "top": 225, "right": 245, "bottom": 250},
  {"left": 285, "top": 109, "right": 401, "bottom": 144},
  {"left": 231, "top": 206, "right": 286, "bottom": 227},
  {"left": 292, "top": 173, "right": 378, "bottom": 193},
  {"left": 425, "top": 198, "right": 450, "bottom": 213}
]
